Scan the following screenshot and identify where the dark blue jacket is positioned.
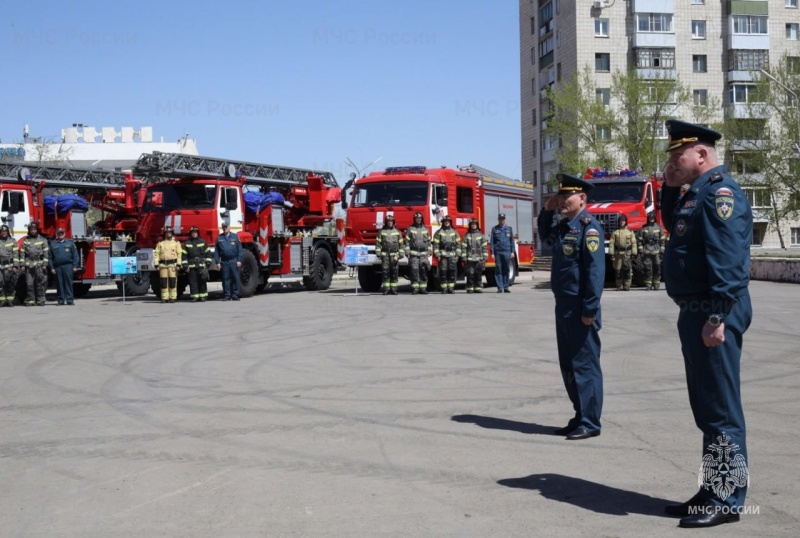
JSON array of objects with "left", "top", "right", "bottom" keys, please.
[
  {"left": 214, "top": 232, "right": 243, "bottom": 263},
  {"left": 537, "top": 209, "right": 605, "bottom": 317},
  {"left": 49, "top": 238, "right": 79, "bottom": 269},
  {"left": 491, "top": 225, "right": 514, "bottom": 254},
  {"left": 663, "top": 165, "right": 752, "bottom": 316}
]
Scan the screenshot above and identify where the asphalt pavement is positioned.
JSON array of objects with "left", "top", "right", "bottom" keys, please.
[{"left": 1, "top": 272, "right": 798, "bottom": 537}]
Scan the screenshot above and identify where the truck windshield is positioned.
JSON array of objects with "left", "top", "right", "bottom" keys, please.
[
  {"left": 587, "top": 183, "right": 644, "bottom": 203},
  {"left": 143, "top": 184, "right": 218, "bottom": 211},
  {"left": 352, "top": 181, "right": 428, "bottom": 207}
]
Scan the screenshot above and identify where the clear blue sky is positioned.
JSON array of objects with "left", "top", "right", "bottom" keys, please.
[{"left": 1, "top": 0, "right": 522, "bottom": 182}]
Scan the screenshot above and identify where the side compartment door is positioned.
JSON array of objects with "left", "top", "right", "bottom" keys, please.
[
  {"left": 1, "top": 188, "right": 32, "bottom": 238},
  {"left": 218, "top": 186, "right": 245, "bottom": 232}
]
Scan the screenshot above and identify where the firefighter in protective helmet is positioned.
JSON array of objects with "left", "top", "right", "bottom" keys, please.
[
  {"left": 462, "top": 218, "right": 488, "bottom": 293},
  {"left": 433, "top": 214, "right": 461, "bottom": 293},
  {"left": 609, "top": 214, "right": 637, "bottom": 290},
  {"left": 181, "top": 226, "right": 212, "bottom": 302},
  {"left": 375, "top": 214, "right": 404, "bottom": 295},
  {"left": 638, "top": 211, "right": 665, "bottom": 290},
  {"left": 404, "top": 211, "right": 431, "bottom": 295},
  {"left": 0, "top": 224, "right": 20, "bottom": 307},
  {"left": 154, "top": 225, "right": 182, "bottom": 303},
  {"left": 19, "top": 222, "right": 49, "bottom": 306}
]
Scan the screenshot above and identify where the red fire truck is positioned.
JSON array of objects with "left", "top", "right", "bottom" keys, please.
[
  {"left": 341, "top": 165, "right": 535, "bottom": 292},
  {"left": 582, "top": 168, "right": 664, "bottom": 284},
  {"left": 0, "top": 162, "right": 141, "bottom": 300},
  {"left": 130, "top": 152, "right": 342, "bottom": 298}
]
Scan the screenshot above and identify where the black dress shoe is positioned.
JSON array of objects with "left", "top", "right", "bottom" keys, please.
[
  {"left": 664, "top": 492, "right": 708, "bottom": 517},
  {"left": 553, "top": 425, "right": 576, "bottom": 436},
  {"left": 679, "top": 505, "right": 740, "bottom": 528},
  {"left": 565, "top": 427, "right": 600, "bottom": 440}
]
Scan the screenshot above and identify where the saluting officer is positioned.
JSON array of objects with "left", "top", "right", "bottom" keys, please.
[
  {"left": 375, "top": 214, "right": 404, "bottom": 295},
  {"left": 537, "top": 174, "right": 605, "bottom": 440},
  {"left": 48, "top": 227, "right": 79, "bottom": 305},
  {"left": 432, "top": 214, "right": 461, "bottom": 294},
  {"left": 404, "top": 212, "right": 431, "bottom": 295},
  {"left": 154, "top": 226, "right": 182, "bottom": 303},
  {"left": 609, "top": 214, "right": 638, "bottom": 290},
  {"left": 461, "top": 218, "right": 488, "bottom": 293},
  {"left": 181, "top": 226, "right": 212, "bottom": 302},
  {"left": 638, "top": 212, "right": 665, "bottom": 290},
  {"left": 19, "top": 222, "right": 49, "bottom": 306},
  {"left": 661, "top": 119, "right": 753, "bottom": 528},
  {"left": 0, "top": 224, "right": 19, "bottom": 307},
  {"left": 490, "top": 213, "right": 515, "bottom": 292}
]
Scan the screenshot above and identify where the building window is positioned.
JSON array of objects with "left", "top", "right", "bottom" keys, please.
[
  {"left": 532, "top": 139, "right": 538, "bottom": 158},
  {"left": 595, "top": 53, "right": 610, "bottom": 72},
  {"left": 693, "top": 89, "right": 708, "bottom": 105},
  {"left": 595, "top": 18, "right": 609, "bottom": 37},
  {"left": 645, "top": 85, "right": 676, "bottom": 103},
  {"left": 791, "top": 228, "right": 800, "bottom": 246},
  {"left": 733, "top": 16, "right": 768, "bottom": 35},
  {"left": 743, "top": 188, "right": 770, "bottom": 207},
  {"left": 789, "top": 56, "right": 800, "bottom": 73},
  {"left": 637, "top": 48, "right": 675, "bottom": 69},
  {"left": 596, "top": 88, "right": 611, "bottom": 106},
  {"left": 787, "top": 0, "right": 798, "bottom": 8},
  {"left": 693, "top": 55, "right": 708, "bottom": 73},
  {"left": 637, "top": 13, "right": 673, "bottom": 33},
  {"left": 729, "top": 49, "right": 770, "bottom": 71},
  {"left": 691, "top": 0, "right": 705, "bottom": 4},
  {"left": 531, "top": 16, "right": 536, "bottom": 35},
  {"left": 532, "top": 78, "right": 536, "bottom": 95},
  {"left": 692, "top": 20, "right": 706, "bottom": 39},
  {"left": 729, "top": 84, "right": 759, "bottom": 104},
  {"left": 787, "top": 23, "right": 799, "bottom": 40},
  {"left": 597, "top": 126, "right": 612, "bottom": 140},
  {"left": 531, "top": 48, "right": 536, "bottom": 65},
  {"left": 532, "top": 109, "right": 537, "bottom": 125},
  {"left": 752, "top": 226, "right": 763, "bottom": 246},
  {"left": 533, "top": 171, "right": 538, "bottom": 188}
]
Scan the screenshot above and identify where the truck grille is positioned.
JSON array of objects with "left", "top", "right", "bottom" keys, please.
[{"left": 592, "top": 212, "right": 619, "bottom": 234}]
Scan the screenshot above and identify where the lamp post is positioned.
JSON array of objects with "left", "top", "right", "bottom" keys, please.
[{"left": 760, "top": 69, "right": 800, "bottom": 155}]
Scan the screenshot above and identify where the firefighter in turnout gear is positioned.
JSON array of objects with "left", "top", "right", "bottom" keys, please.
[
  {"left": 638, "top": 212, "right": 665, "bottom": 290},
  {"left": 609, "top": 214, "right": 638, "bottom": 290},
  {"left": 404, "top": 212, "right": 431, "bottom": 295},
  {"left": 154, "top": 226, "right": 182, "bottom": 303},
  {"left": 0, "top": 225, "right": 19, "bottom": 307},
  {"left": 181, "top": 226, "right": 212, "bottom": 302},
  {"left": 375, "top": 214, "right": 404, "bottom": 295},
  {"left": 462, "top": 218, "right": 488, "bottom": 293},
  {"left": 433, "top": 214, "right": 461, "bottom": 293},
  {"left": 19, "top": 222, "right": 49, "bottom": 306}
]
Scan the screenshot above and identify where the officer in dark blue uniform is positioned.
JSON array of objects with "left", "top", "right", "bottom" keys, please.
[
  {"left": 537, "top": 173, "right": 605, "bottom": 440},
  {"left": 490, "top": 213, "right": 515, "bottom": 292},
  {"left": 214, "top": 223, "right": 243, "bottom": 300},
  {"left": 661, "top": 119, "right": 753, "bottom": 528},
  {"left": 48, "top": 227, "right": 79, "bottom": 305}
]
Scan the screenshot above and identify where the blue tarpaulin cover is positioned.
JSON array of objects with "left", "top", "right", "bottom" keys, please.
[
  {"left": 244, "top": 191, "right": 285, "bottom": 213},
  {"left": 44, "top": 194, "right": 90, "bottom": 215}
]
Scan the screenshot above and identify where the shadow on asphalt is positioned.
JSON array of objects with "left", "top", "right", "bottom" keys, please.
[
  {"left": 451, "top": 414, "right": 560, "bottom": 436},
  {"left": 497, "top": 473, "right": 673, "bottom": 518}
]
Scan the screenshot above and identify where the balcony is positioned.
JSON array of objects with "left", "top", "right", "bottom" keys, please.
[
  {"left": 728, "top": 49, "right": 770, "bottom": 72},
  {"left": 726, "top": 103, "right": 771, "bottom": 119}
]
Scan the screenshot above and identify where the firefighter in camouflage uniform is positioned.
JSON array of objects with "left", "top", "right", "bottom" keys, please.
[
  {"left": 433, "top": 214, "right": 461, "bottom": 294},
  {"left": 404, "top": 212, "right": 431, "bottom": 295},
  {"left": 181, "top": 226, "right": 212, "bottom": 302},
  {"left": 376, "top": 214, "right": 404, "bottom": 295},
  {"left": 154, "top": 226, "right": 182, "bottom": 303},
  {"left": 0, "top": 225, "right": 20, "bottom": 307},
  {"left": 19, "top": 222, "right": 49, "bottom": 306},
  {"left": 461, "top": 218, "right": 488, "bottom": 293},
  {"left": 638, "top": 212, "right": 665, "bottom": 290},
  {"left": 609, "top": 214, "right": 638, "bottom": 290}
]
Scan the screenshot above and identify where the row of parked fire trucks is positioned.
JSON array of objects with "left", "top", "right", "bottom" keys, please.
[{"left": 0, "top": 154, "right": 542, "bottom": 300}]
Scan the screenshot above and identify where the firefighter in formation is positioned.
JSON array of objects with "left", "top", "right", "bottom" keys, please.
[
  {"left": 461, "top": 218, "right": 488, "bottom": 293},
  {"left": 376, "top": 214, "right": 404, "bottom": 295},
  {"left": 404, "top": 212, "right": 431, "bottom": 295},
  {"left": 154, "top": 226, "right": 182, "bottom": 303},
  {"left": 0, "top": 225, "right": 19, "bottom": 307},
  {"left": 609, "top": 214, "right": 638, "bottom": 291},
  {"left": 181, "top": 226, "right": 213, "bottom": 302},
  {"left": 433, "top": 214, "right": 461, "bottom": 294},
  {"left": 638, "top": 212, "right": 665, "bottom": 290},
  {"left": 19, "top": 222, "right": 49, "bottom": 306}
]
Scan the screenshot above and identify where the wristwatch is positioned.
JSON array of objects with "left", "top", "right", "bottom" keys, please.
[{"left": 707, "top": 314, "right": 724, "bottom": 327}]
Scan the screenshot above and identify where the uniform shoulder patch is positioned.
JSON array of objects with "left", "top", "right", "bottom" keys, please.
[{"left": 715, "top": 187, "right": 735, "bottom": 221}]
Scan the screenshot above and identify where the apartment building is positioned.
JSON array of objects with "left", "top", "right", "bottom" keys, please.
[{"left": 520, "top": 0, "right": 800, "bottom": 248}]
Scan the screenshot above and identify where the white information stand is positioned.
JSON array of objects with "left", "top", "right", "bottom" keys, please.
[
  {"left": 109, "top": 256, "right": 139, "bottom": 305},
  {"left": 342, "top": 244, "right": 371, "bottom": 297}
]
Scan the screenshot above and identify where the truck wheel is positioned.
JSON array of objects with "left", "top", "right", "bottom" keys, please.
[
  {"left": 118, "top": 272, "right": 150, "bottom": 296},
  {"left": 484, "top": 267, "right": 497, "bottom": 288},
  {"left": 149, "top": 272, "right": 161, "bottom": 298},
  {"left": 238, "top": 250, "right": 259, "bottom": 298},
  {"left": 357, "top": 265, "right": 382, "bottom": 293},
  {"left": 73, "top": 283, "right": 92, "bottom": 298},
  {"left": 632, "top": 256, "right": 647, "bottom": 287},
  {"left": 508, "top": 261, "right": 517, "bottom": 287},
  {"left": 427, "top": 267, "right": 441, "bottom": 292},
  {"left": 303, "top": 249, "right": 334, "bottom": 291}
]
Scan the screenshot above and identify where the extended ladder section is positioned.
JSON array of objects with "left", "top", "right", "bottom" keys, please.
[
  {"left": 133, "top": 152, "right": 339, "bottom": 189},
  {"left": 0, "top": 162, "right": 127, "bottom": 190}
]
